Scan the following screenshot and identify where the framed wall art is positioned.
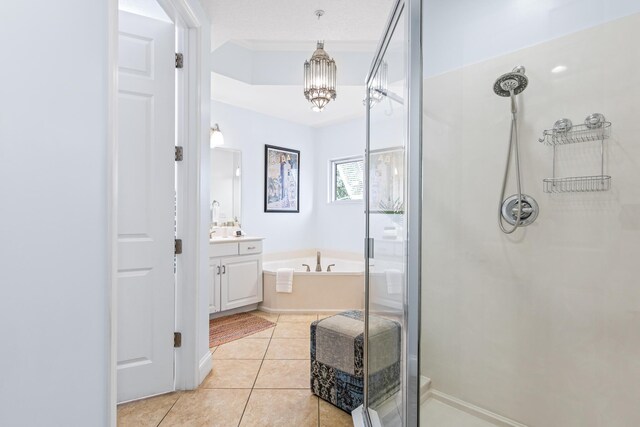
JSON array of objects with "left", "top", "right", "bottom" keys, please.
[{"left": 264, "top": 145, "right": 300, "bottom": 213}]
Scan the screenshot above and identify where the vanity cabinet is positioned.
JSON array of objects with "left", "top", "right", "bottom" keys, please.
[
  {"left": 208, "top": 262, "right": 221, "bottom": 313},
  {"left": 209, "top": 238, "right": 264, "bottom": 314}
]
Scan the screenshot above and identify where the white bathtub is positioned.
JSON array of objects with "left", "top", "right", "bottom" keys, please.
[{"left": 261, "top": 256, "right": 365, "bottom": 313}]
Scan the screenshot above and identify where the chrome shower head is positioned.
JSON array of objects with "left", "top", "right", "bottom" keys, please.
[{"left": 493, "top": 66, "right": 528, "bottom": 97}]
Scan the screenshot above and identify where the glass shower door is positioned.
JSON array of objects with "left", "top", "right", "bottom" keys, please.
[{"left": 363, "top": 0, "right": 421, "bottom": 425}]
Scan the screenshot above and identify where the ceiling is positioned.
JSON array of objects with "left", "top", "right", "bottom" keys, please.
[
  {"left": 203, "top": 0, "right": 395, "bottom": 49},
  {"left": 119, "top": 0, "right": 171, "bottom": 22},
  {"left": 203, "top": 0, "right": 394, "bottom": 127}
]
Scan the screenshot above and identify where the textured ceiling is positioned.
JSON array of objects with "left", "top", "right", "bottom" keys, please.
[{"left": 203, "top": 0, "right": 395, "bottom": 48}]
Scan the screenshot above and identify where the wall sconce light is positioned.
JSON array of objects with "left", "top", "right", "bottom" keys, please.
[{"left": 210, "top": 123, "right": 224, "bottom": 147}]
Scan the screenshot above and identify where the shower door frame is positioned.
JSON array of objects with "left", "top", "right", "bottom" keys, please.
[{"left": 362, "top": 0, "right": 423, "bottom": 425}]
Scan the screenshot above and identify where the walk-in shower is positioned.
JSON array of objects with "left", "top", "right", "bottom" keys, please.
[
  {"left": 494, "top": 66, "right": 539, "bottom": 233},
  {"left": 363, "top": 1, "right": 640, "bottom": 426}
]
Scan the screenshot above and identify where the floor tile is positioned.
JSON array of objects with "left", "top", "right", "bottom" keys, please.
[
  {"left": 117, "top": 392, "right": 180, "bottom": 427},
  {"left": 159, "top": 389, "right": 250, "bottom": 427},
  {"left": 272, "top": 322, "right": 311, "bottom": 339},
  {"left": 200, "top": 359, "right": 262, "bottom": 389},
  {"left": 277, "top": 314, "right": 318, "bottom": 323},
  {"left": 239, "top": 389, "right": 318, "bottom": 427},
  {"left": 319, "top": 400, "right": 353, "bottom": 427},
  {"left": 254, "top": 359, "right": 310, "bottom": 389},
  {"left": 213, "top": 338, "right": 269, "bottom": 360},
  {"left": 244, "top": 326, "right": 274, "bottom": 339},
  {"left": 251, "top": 310, "right": 279, "bottom": 322},
  {"left": 265, "top": 338, "right": 310, "bottom": 360}
]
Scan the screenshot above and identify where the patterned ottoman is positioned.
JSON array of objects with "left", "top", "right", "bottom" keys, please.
[{"left": 310, "top": 310, "right": 401, "bottom": 413}]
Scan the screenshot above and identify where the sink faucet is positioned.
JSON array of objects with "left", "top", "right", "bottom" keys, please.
[{"left": 315, "top": 251, "right": 322, "bottom": 272}]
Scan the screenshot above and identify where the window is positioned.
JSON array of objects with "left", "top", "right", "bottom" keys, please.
[{"left": 331, "top": 157, "right": 364, "bottom": 202}]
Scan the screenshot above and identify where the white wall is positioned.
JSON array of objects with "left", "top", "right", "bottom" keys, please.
[
  {"left": 211, "top": 42, "right": 375, "bottom": 87},
  {"left": 0, "top": 2, "right": 110, "bottom": 426},
  {"left": 312, "top": 107, "right": 406, "bottom": 255},
  {"left": 208, "top": 103, "right": 397, "bottom": 258},
  {"left": 422, "top": 13, "right": 640, "bottom": 426},
  {"left": 211, "top": 101, "right": 316, "bottom": 254},
  {"left": 211, "top": 101, "right": 370, "bottom": 256},
  {"left": 423, "top": 0, "right": 640, "bottom": 77},
  {"left": 314, "top": 119, "right": 366, "bottom": 254}
]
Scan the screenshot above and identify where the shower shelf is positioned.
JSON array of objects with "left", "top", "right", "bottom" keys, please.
[
  {"left": 543, "top": 175, "right": 611, "bottom": 193},
  {"left": 541, "top": 115, "right": 612, "bottom": 193},
  {"left": 538, "top": 121, "right": 611, "bottom": 145}
]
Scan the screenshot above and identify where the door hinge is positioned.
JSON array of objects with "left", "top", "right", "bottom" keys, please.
[
  {"left": 175, "top": 53, "right": 184, "bottom": 69},
  {"left": 174, "top": 332, "right": 182, "bottom": 348},
  {"left": 175, "top": 146, "right": 183, "bottom": 161},
  {"left": 175, "top": 239, "right": 183, "bottom": 255}
]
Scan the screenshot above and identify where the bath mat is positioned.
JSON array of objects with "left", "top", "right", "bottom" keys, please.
[{"left": 209, "top": 312, "right": 275, "bottom": 347}]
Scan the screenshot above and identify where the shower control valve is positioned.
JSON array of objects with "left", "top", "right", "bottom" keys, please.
[{"left": 501, "top": 194, "right": 539, "bottom": 227}]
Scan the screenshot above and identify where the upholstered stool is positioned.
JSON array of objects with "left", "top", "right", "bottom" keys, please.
[{"left": 310, "top": 310, "right": 401, "bottom": 413}]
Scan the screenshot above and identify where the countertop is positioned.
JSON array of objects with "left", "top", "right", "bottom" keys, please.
[{"left": 209, "top": 236, "right": 264, "bottom": 243}]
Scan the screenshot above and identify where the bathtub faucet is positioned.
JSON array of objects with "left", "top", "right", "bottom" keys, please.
[{"left": 315, "top": 251, "right": 322, "bottom": 272}]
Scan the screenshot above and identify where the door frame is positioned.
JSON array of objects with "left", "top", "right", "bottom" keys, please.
[
  {"left": 107, "top": 0, "right": 211, "bottom": 425},
  {"left": 362, "top": 0, "right": 422, "bottom": 425}
]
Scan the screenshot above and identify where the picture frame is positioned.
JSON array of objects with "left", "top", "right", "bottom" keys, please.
[{"left": 264, "top": 144, "right": 300, "bottom": 213}]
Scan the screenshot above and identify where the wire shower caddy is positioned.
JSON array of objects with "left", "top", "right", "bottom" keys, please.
[{"left": 539, "top": 115, "right": 611, "bottom": 193}]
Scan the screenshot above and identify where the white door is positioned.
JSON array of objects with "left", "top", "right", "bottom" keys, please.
[
  {"left": 117, "top": 11, "right": 175, "bottom": 403},
  {"left": 220, "top": 255, "right": 263, "bottom": 311}
]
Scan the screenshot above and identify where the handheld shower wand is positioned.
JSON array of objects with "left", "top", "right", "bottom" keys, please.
[{"left": 494, "top": 66, "right": 539, "bottom": 234}]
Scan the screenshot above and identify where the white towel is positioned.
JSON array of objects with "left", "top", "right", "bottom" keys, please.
[
  {"left": 385, "top": 269, "right": 403, "bottom": 295},
  {"left": 276, "top": 268, "right": 294, "bottom": 293}
]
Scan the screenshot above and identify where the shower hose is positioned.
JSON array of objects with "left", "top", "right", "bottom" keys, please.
[{"left": 498, "top": 89, "right": 524, "bottom": 234}]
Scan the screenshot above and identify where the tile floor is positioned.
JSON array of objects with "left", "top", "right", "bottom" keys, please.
[{"left": 118, "top": 311, "right": 352, "bottom": 427}]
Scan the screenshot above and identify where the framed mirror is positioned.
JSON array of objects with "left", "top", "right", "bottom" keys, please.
[{"left": 210, "top": 148, "right": 242, "bottom": 225}]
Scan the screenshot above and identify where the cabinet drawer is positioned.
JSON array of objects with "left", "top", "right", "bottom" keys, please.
[
  {"left": 209, "top": 242, "right": 239, "bottom": 258},
  {"left": 239, "top": 241, "right": 262, "bottom": 255}
]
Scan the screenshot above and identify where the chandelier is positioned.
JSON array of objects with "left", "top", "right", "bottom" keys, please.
[
  {"left": 366, "top": 61, "right": 388, "bottom": 108},
  {"left": 303, "top": 11, "right": 337, "bottom": 112}
]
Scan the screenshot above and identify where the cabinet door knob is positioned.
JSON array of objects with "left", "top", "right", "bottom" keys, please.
[
  {"left": 247, "top": 246, "right": 256, "bottom": 250},
  {"left": 216, "top": 266, "right": 221, "bottom": 275},
  {"left": 222, "top": 265, "right": 226, "bottom": 274}
]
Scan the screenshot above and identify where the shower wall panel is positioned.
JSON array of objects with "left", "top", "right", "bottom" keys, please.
[{"left": 421, "top": 13, "right": 640, "bottom": 427}]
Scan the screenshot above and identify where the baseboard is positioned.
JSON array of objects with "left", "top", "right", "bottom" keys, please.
[
  {"left": 426, "top": 389, "right": 528, "bottom": 427},
  {"left": 257, "top": 306, "right": 356, "bottom": 314},
  {"left": 209, "top": 304, "right": 258, "bottom": 319},
  {"left": 420, "top": 375, "right": 432, "bottom": 404},
  {"left": 350, "top": 405, "right": 384, "bottom": 427},
  {"left": 197, "top": 351, "right": 212, "bottom": 385},
  {"left": 351, "top": 405, "right": 365, "bottom": 427}
]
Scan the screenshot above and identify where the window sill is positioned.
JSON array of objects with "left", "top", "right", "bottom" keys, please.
[{"left": 329, "top": 200, "right": 364, "bottom": 205}]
